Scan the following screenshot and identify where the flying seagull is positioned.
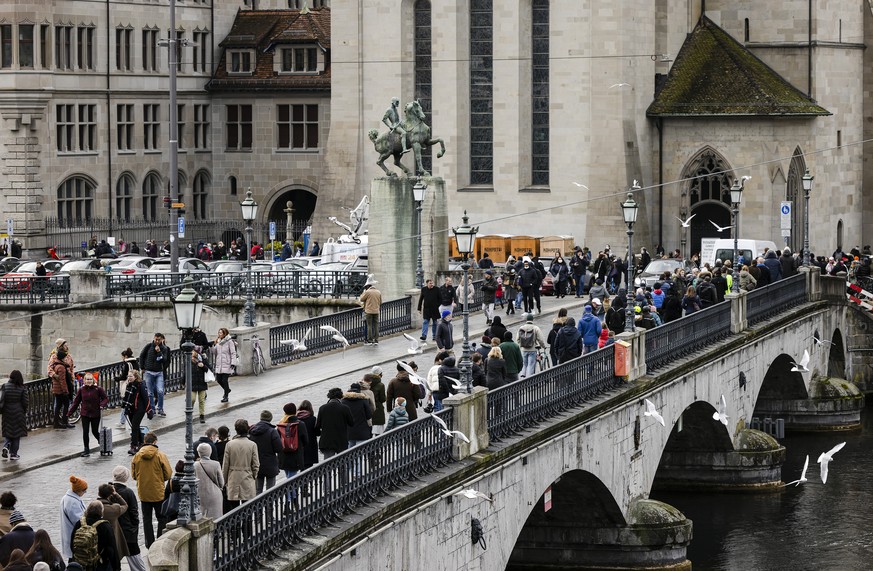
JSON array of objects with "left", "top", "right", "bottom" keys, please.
[
  {"left": 712, "top": 394, "right": 729, "bottom": 426},
  {"left": 811, "top": 335, "right": 834, "bottom": 348},
  {"left": 396, "top": 360, "right": 426, "bottom": 386},
  {"left": 403, "top": 333, "right": 427, "bottom": 355},
  {"left": 280, "top": 327, "right": 312, "bottom": 352},
  {"left": 785, "top": 455, "right": 809, "bottom": 487},
  {"left": 443, "top": 375, "right": 466, "bottom": 391},
  {"left": 431, "top": 412, "right": 471, "bottom": 443},
  {"left": 644, "top": 399, "right": 665, "bottom": 427},
  {"left": 332, "top": 334, "right": 349, "bottom": 355},
  {"left": 675, "top": 213, "right": 696, "bottom": 228},
  {"left": 709, "top": 220, "right": 733, "bottom": 233},
  {"left": 818, "top": 442, "right": 846, "bottom": 484},
  {"left": 791, "top": 350, "right": 810, "bottom": 373},
  {"left": 609, "top": 83, "right": 631, "bottom": 89},
  {"left": 455, "top": 489, "right": 494, "bottom": 503},
  {"left": 319, "top": 325, "right": 341, "bottom": 335},
  {"left": 572, "top": 182, "right": 590, "bottom": 190}
]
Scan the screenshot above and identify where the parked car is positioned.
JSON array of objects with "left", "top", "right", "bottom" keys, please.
[
  {"left": 139, "top": 257, "right": 212, "bottom": 297},
  {"left": 0, "top": 257, "right": 20, "bottom": 276},
  {"left": 634, "top": 258, "right": 695, "bottom": 289},
  {"left": 105, "top": 256, "right": 156, "bottom": 274},
  {"left": 55, "top": 259, "right": 103, "bottom": 273},
  {"left": 203, "top": 261, "right": 273, "bottom": 298},
  {"left": 267, "top": 260, "right": 367, "bottom": 298},
  {"left": 0, "top": 260, "right": 67, "bottom": 292}
]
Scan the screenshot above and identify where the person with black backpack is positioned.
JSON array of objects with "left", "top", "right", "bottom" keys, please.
[
  {"left": 70, "top": 500, "right": 119, "bottom": 571},
  {"left": 277, "top": 402, "right": 309, "bottom": 480},
  {"left": 696, "top": 274, "right": 718, "bottom": 308}
]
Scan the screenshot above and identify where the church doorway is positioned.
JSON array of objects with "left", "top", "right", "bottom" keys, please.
[
  {"left": 267, "top": 188, "right": 317, "bottom": 242},
  {"left": 680, "top": 147, "right": 735, "bottom": 257},
  {"left": 690, "top": 201, "right": 732, "bottom": 258}
]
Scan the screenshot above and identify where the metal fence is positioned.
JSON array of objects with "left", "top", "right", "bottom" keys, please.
[
  {"left": 746, "top": 273, "right": 807, "bottom": 325},
  {"left": 645, "top": 300, "right": 732, "bottom": 371},
  {"left": 0, "top": 276, "right": 70, "bottom": 304},
  {"left": 270, "top": 297, "right": 412, "bottom": 365},
  {"left": 213, "top": 407, "right": 455, "bottom": 571}
]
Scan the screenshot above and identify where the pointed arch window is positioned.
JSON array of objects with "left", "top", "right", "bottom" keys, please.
[
  {"left": 414, "top": 0, "right": 432, "bottom": 175},
  {"left": 116, "top": 173, "right": 135, "bottom": 221},
  {"left": 469, "top": 0, "right": 493, "bottom": 185},
  {"left": 786, "top": 149, "right": 806, "bottom": 252},
  {"left": 688, "top": 151, "right": 731, "bottom": 206},
  {"left": 142, "top": 172, "right": 161, "bottom": 221}
]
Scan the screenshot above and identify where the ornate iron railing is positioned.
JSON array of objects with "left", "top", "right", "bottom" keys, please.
[
  {"left": 0, "top": 276, "right": 70, "bottom": 304},
  {"left": 487, "top": 346, "right": 620, "bottom": 441},
  {"left": 270, "top": 297, "right": 411, "bottom": 365},
  {"left": 213, "top": 407, "right": 455, "bottom": 571},
  {"left": 746, "top": 273, "right": 807, "bottom": 325},
  {"left": 645, "top": 300, "right": 732, "bottom": 371}
]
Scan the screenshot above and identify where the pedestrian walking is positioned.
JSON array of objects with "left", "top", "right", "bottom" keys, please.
[
  {"left": 194, "top": 443, "right": 224, "bottom": 519},
  {"left": 554, "top": 317, "right": 583, "bottom": 364},
  {"left": 191, "top": 349, "right": 209, "bottom": 424},
  {"left": 517, "top": 314, "right": 547, "bottom": 378},
  {"left": 297, "top": 401, "right": 318, "bottom": 470},
  {"left": 139, "top": 333, "right": 169, "bottom": 417},
  {"left": 518, "top": 257, "right": 539, "bottom": 313},
  {"left": 388, "top": 361, "right": 425, "bottom": 419},
  {"left": 481, "top": 270, "right": 498, "bottom": 324},
  {"left": 437, "top": 276, "right": 457, "bottom": 316},
  {"left": 315, "top": 388, "right": 353, "bottom": 459},
  {"left": 194, "top": 427, "right": 218, "bottom": 460},
  {"left": 96, "top": 483, "right": 129, "bottom": 566},
  {"left": 484, "top": 347, "right": 508, "bottom": 390},
  {"left": 48, "top": 339, "right": 75, "bottom": 430},
  {"left": 1, "top": 371, "right": 28, "bottom": 461},
  {"left": 212, "top": 328, "right": 236, "bottom": 402},
  {"left": 248, "top": 411, "right": 282, "bottom": 494},
  {"left": 365, "top": 371, "right": 387, "bottom": 436},
  {"left": 359, "top": 275, "right": 382, "bottom": 345},
  {"left": 222, "top": 419, "right": 260, "bottom": 509},
  {"left": 385, "top": 398, "right": 410, "bottom": 430},
  {"left": 417, "top": 278, "right": 442, "bottom": 341},
  {"left": 498, "top": 332, "right": 523, "bottom": 383},
  {"left": 131, "top": 432, "right": 172, "bottom": 547},
  {"left": 67, "top": 372, "right": 109, "bottom": 457},
  {"left": 435, "top": 310, "right": 454, "bottom": 351},
  {"left": 60, "top": 475, "right": 88, "bottom": 560},
  {"left": 577, "top": 305, "right": 603, "bottom": 355},
  {"left": 122, "top": 370, "right": 152, "bottom": 455},
  {"left": 115, "top": 348, "right": 139, "bottom": 427},
  {"left": 434, "top": 356, "right": 461, "bottom": 410},
  {"left": 276, "top": 403, "right": 308, "bottom": 481},
  {"left": 109, "top": 466, "right": 147, "bottom": 571}
]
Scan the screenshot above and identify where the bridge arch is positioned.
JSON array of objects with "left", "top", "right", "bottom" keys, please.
[{"left": 758, "top": 353, "right": 809, "bottom": 400}]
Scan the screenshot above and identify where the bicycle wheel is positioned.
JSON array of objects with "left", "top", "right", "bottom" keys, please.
[
  {"left": 252, "top": 350, "right": 265, "bottom": 376},
  {"left": 68, "top": 410, "right": 81, "bottom": 424}
]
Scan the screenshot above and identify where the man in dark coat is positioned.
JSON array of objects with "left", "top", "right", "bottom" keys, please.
[
  {"left": 517, "top": 258, "right": 540, "bottom": 314},
  {"left": 342, "top": 384, "right": 373, "bottom": 446},
  {"left": 315, "top": 388, "right": 354, "bottom": 459},
  {"left": 480, "top": 270, "right": 499, "bottom": 324},
  {"left": 417, "top": 278, "right": 442, "bottom": 341},
  {"left": 434, "top": 356, "right": 461, "bottom": 410},
  {"left": 139, "top": 333, "right": 170, "bottom": 416},
  {"left": 248, "top": 410, "right": 283, "bottom": 494},
  {"left": 110, "top": 465, "right": 146, "bottom": 571},
  {"left": 780, "top": 247, "right": 798, "bottom": 278},
  {"left": 436, "top": 310, "right": 454, "bottom": 351},
  {"left": 478, "top": 252, "right": 494, "bottom": 269},
  {"left": 755, "top": 258, "right": 772, "bottom": 287},
  {"left": 0, "top": 511, "right": 34, "bottom": 566},
  {"left": 763, "top": 250, "right": 782, "bottom": 282},
  {"left": 438, "top": 277, "right": 457, "bottom": 315},
  {"left": 498, "top": 332, "right": 523, "bottom": 383},
  {"left": 554, "top": 317, "right": 583, "bottom": 364},
  {"left": 386, "top": 365, "right": 423, "bottom": 421}
]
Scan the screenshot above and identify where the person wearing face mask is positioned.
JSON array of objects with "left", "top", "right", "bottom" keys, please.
[
  {"left": 48, "top": 339, "right": 76, "bottom": 430},
  {"left": 549, "top": 255, "right": 570, "bottom": 298},
  {"left": 67, "top": 372, "right": 109, "bottom": 457},
  {"left": 517, "top": 257, "right": 540, "bottom": 314}
]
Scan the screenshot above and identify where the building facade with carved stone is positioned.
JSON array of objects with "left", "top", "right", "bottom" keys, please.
[{"left": 1, "top": 0, "right": 871, "bottom": 260}]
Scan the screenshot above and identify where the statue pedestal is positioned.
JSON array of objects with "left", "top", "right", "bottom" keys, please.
[{"left": 369, "top": 177, "right": 447, "bottom": 300}]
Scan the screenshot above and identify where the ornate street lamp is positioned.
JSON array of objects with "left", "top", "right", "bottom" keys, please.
[
  {"left": 802, "top": 169, "right": 813, "bottom": 267},
  {"left": 240, "top": 189, "right": 259, "bottom": 327},
  {"left": 171, "top": 274, "right": 203, "bottom": 525},
  {"left": 621, "top": 188, "right": 639, "bottom": 332},
  {"left": 413, "top": 180, "right": 427, "bottom": 288},
  {"left": 730, "top": 178, "right": 745, "bottom": 293},
  {"left": 452, "top": 211, "right": 479, "bottom": 394}
]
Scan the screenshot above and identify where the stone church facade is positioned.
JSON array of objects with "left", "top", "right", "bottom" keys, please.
[{"left": 1, "top": 0, "right": 870, "bottom": 259}]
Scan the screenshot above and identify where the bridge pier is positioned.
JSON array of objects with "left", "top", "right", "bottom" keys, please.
[{"left": 754, "top": 375, "right": 864, "bottom": 431}]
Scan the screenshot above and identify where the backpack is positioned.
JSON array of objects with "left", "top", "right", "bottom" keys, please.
[
  {"left": 518, "top": 326, "right": 536, "bottom": 349},
  {"left": 277, "top": 422, "right": 300, "bottom": 452},
  {"left": 72, "top": 516, "right": 106, "bottom": 567}
]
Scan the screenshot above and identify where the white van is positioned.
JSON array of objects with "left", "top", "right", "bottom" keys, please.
[{"left": 704, "top": 239, "right": 778, "bottom": 268}]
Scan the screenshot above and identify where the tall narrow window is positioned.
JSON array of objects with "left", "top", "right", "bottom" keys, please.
[
  {"left": 193, "top": 172, "right": 209, "bottom": 220},
  {"left": 744, "top": 19, "right": 750, "bottom": 43},
  {"left": 143, "top": 104, "right": 160, "bottom": 150},
  {"left": 192, "top": 30, "right": 208, "bottom": 72},
  {"left": 40, "top": 24, "right": 50, "bottom": 68},
  {"left": 226, "top": 104, "right": 253, "bottom": 150},
  {"left": 117, "top": 104, "right": 134, "bottom": 151},
  {"left": 56, "top": 104, "right": 74, "bottom": 152},
  {"left": 77, "top": 26, "right": 94, "bottom": 70},
  {"left": 277, "top": 104, "right": 319, "bottom": 149},
  {"left": 57, "top": 177, "right": 94, "bottom": 223},
  {"left": 116, "top": 174, "right": 134, "bottom": 221},
  {"left": 0, "top": 25, "right": 12, "bottom": 68},
  {"left": 77, "top": 104, "right": 96, "bottom": 151},
  {"left": 414, "top": 0, "right": 433, "bottom": 174},
  {"left": 19, "top": 25, "right": 34, "bottom": 68},
  {"left": 229, "top": 175, "right": 237, "bottom": 196},
  {"left": 531, "top": 0, "right": 549, "bottom": 186},
  {"left": 55, "top": 24, "right": 72, "bottom": 70},
  {"left": 174, "top": 30, "right": 185, "bottom": 72},
  {"left": 116, "top": 27, "right": 132, "bottom": 71},
  {"left": 142, "top": 173, "right": 161, "bottom": 221},
  {"left": 142, "top": 28, "right": 158, "bottom": 71},
  {"left": 194, "top": 104, "right": 209, "bottom": 149},
  {"left": 469, "top": 0, "right": 493, "bottom": 185},
  {"left": 177, "top": 104, "right": 186, "bottom": 150}
]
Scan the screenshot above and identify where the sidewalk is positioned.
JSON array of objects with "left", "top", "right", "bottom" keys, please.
[{"left": 0, "top": 294, "right": 587, "bottom": 483}]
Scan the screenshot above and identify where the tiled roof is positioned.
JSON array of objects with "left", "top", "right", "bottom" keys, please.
[
  {"left": 647, "top": 17, "right": 829, "bottom": 117},
  {"left": 208, "top": 8, "right": 331, "bottom": 93}
]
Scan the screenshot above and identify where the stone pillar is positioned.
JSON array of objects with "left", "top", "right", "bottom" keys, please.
[
  {"left": 406, "top": 287, "right": 423, "bottom": 332},
  {"left": 186, "top": 518, "right": 216, "bottom": 571},
  {"left": 726, "top": 292, "right": 747, "bottom": 334},
  {"left": 801, "top": 265, "right": 821, "bottom": 302},
  {"left": 229, "top": 322, "right": 272, "bottom": 376},
  {"left": 420, "top": 177, "right": 448, "bottom": 283},
  {"left": 616, "top": 328, "right": 646, "bottom": 381},
  {"left": 754, "top": 375, "right": 865, "bottom": 430},
  {"left": 145, "top": 526, "right": 191, "bottom": 571},
  {"left": 443, "top": 386, "right": 489, "bottom": 460},
  {"left": 67, "top": 270, "right": 109, "bottom": 304}
]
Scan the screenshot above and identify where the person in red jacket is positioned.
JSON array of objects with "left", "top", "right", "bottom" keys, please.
[{"left": 68, "top": 373, "right": 109, "bottom": 457}]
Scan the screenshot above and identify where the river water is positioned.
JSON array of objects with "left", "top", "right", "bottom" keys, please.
[{"left": 654, "top": 405, "right": 873, "bottom": 571}]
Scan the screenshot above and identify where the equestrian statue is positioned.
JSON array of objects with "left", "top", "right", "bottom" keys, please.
[{"left": 368, "top": 99, "right": 446, "bottom": 178}]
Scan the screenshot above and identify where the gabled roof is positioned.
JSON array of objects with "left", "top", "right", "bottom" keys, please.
[
  {"left": 209, "top": 8, "right": 331, "bottom": 93},
  {"left": 647, "top": 17, "right": 829, "bottom": 117}
]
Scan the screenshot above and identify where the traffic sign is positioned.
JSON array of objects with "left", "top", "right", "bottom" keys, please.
[
  {"left": 178, "top": 216, "right": 186, "bottom": 238},
  {"left": 780, "top": 201, "right": 792, "bottom": 230},
  {"left": 269, "top": 221, "right": 276, "bottom": 241},
  {"left": 172, "top": 202, "right": 185, "bottom": 209},
  {"left": 6, "top": 218, "right": 12, "bottom": 236}
]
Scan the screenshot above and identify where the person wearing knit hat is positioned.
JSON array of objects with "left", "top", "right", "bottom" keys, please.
[
  {"left": 371, "top": 365, "right": 383, "bottom": 377},
  {"left": 436, "top": 309, "right": 454, "bottom": 352},
  {"left": 249, "top": 410, "right": 281, "bottom": 495},
  {"left": 6, "top": 510, "right": 24, "bottom": 527},
  {"left": 59, "top": 476, "right": 87, "bottom": 560},
  {"left": 0, "top": 509, "right": 34, "bottom": 568}
]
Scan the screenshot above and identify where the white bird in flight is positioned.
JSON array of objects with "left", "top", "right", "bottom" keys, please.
[
  {"left": 818, "top": 442, "right": 846, "bottom": 484},
  {"left": 431, "top": 412, "right": 471, "bottom": 443},
  {"left": 709, "top": 220, "right": 733, "bottom": 233},
  {"left": 675, "top": 213, "right": 696, "bottom": 228},
  {"left": 455, "top": 489, "right": 493, "bottom": 503},
  {"left": 572, "top": 182, "right": 590, "bottom": 190},
  {"left": 280, "top": 327, "right": 312, "bottom": 352},
  {"left": 785, "top": 455, "right": 809, "bottom": 487},
  {"left": 396, "top": 360, "right": 426, "bottom": 386},
  {"left": 320, "top": 325, "right": 349, "bottom": 354},
  {"left": 443, "top": 375, "right": 466, "bottom": 391},
  {"left": 811, "top": 335, "right": 834, "bottom": 348},
  {"left": 712, "top": 394, "right": 729, "bottom": 426},
  {"left": 791, "top": 350, "right": 810, "bottom": 373},
  {"left": 403, "top": 333, "right": 427, "bottom": 355},
  {"left": 609, "top": 83, "right": 631, "bottom": 89},
  {"left": 644, "top": 399, "right": 665, "bottom": 427}
]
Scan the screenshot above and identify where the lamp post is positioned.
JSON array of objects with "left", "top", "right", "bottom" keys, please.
[
  {"left": 240, "top": 189, "right": 259, "bottom": 327},
  {"left": 621, "top": 189, "right": 639, "bottom": 332},
  {"left": 452, "top": 211, "right": 479, "bottom": 394},
  {"left": 730, "top": 179, "right": 745, "bottom": 293},
  {"left": 171, "top": 274, "right": 203, "bottom": 525},
  {"left": 413, "top": 180, "right": 427, "bottom": 288},
  {"left": 802, "top": 169, "right": 813, "bottom": 267}
]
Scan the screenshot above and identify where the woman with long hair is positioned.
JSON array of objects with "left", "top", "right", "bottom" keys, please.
[
  {"left": 121, "top": 370, "right": 151, "bottom": 455},
  {"left": 211, "top": 328, "right": 236, "bottom": 402},
  {"left": 1, "top": 370, "right": 28, "bottom": 461},
  {"left": 116, "top": 347, "right": 139, "bottom": 427},
  {"left": 681, "top": 285, "right": 702, "bottom": 316},
  {"left": 67, "top": 373, "right": 108, "bottom": 457},
  {"left": 296, "top": 400, "right": 318, "bottom": 470},
  {"left": 25, "top": 528, "right": 65, "bottom": 570}
]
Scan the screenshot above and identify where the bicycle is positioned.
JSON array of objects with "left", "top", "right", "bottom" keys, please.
[
  {"left": 251, "top": 334, "right": 266, "bottom": 376},
  {"left": 535, "top": 346, "right": 551, "bottom": 373}
]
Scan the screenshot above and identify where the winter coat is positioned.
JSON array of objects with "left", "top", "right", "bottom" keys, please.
[
  {"left": 436, "top": 318, "right": 454, "bottom": 350},
  {"left": 48, "top": 350, "right": 75, "bottom": 396},
  {"left": 0, "top": 524, "right": 35, "bottom": 567},
  {"left": 499, "top": 342, "right": 523, "bottom": 375},
  {"left": 763, "top": 251, "right": 782, "bottom": 281},
  {"left": 577, "top": 313, "right": 603, "bottom": 346},
  {"left": 297, "top": 410, "right": 319, "bottom": 468},
  {"left": 195, "top": 457, "right": 225, "bottom": 518},
  {"left": 711, "top": 274, "right": 728, "bottom": 302},
  {"left": 485, "top": 357, "right": 508, "bottom": 389},
  {"left": 277, "top": 415, "right": 309, "bottom": 473},
  {"left": 417, "top": 285, "right": 442, "bottom": 320},
  {"left": 662, "top": 294, "right": 684, "bottom": 322},
  {"left": 517, "top": 323, "right": 547, "bottom": 352},
  {"left": 191, "top": 354, "right": 209, "bottom": 392},
  {"left": 342, "top": 392, "right": 373, "bottom": 441},
  {"left": 547, "top": 321, "right": 562, "bottom": 364},
  {"left": 98, "top": 495, "right": 129, "bottom": 558},
  {"left": 212, "top": 337, "right": 237, "bottom": 375},
  {"left": 315, "top": 399, "right": 354, "bottom": 453},
  {"left": 359, "top": 287, "right": 382, "bottom": 314},
  {"left": 472, "top": 363, "right": 486, "bottom": 387},
  {"left": 121, "top": 380, "right": 150, "bottom": 417},
  {"left": 549, "top": 260, "right": 570, "bottom": 283},
  {"left": 435, "top": 358, "right": 462, "bottom": 399},
  {"left": 438, "top": 284, "right": 457, "bottom": 307},
  {"left": 111, "top": 482, "right": 139, "bottom": 545},
  {"left": 131, "top": 444, "right": 172, "bottom": 503},
  {"left": 739, "top": 269, "right": 757, "bottom": 292},
  {"left": 139, "top": 341, "right": 170, "bottom": 373},
  {"left": 588, "top": 283, "right": 608, "bottom": 302},
  {"left": 68, "top": 384, "right": 109, "bottom": 420},
  {"left": 369, "top": 377, "right": 387, "bottom": 426},
  {"left": 755, "top": 263, "right": 772, "bottom": 287},
  {"left": 780, "top": 252, "right": 798, "bottom": 278},
  {"left": 518, "top": 266, "right": 540, "bottom": 289},
  {"left": 486, "top": 318, "right": 508, "bottom": 344},
  {"left": 59, "top": 490, "right": 86, "bottom": 559},
  {"left": 248, "top": 420, "right": 282, "bottom": 478},
  {"left": 682, "top": 294, "right": 702, "bottom": 314},
  {"left": 554, "top": 325, "right": 583, "bottom": 363},
  {"left": 651, "top": 289, "right": 665, "bottom": 308},
  {"left": 70, "top": 513, "right": 119, "bottom": 571},
  {"left": 455, "top": 283, "right": 475, "bottom": 306},
  {"left": 222, "top": 435, "right": 260, "bottom": 501},
  {"left": 480, "top": 277, "right": 499, "bottom": 303},
  {"left": 0, "top": 381, "right": 28, "bottom": 439},
  {"left": 386, "top": 373, "right": 422, "bottom": 421},
  {"left": 385, "top": 406, "right": 410, "bottom": 430}
]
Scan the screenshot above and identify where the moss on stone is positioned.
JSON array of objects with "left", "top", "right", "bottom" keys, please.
[
  {"left": 627, "top": 499, "right": 688, "bottom": 526},
  {"left": 736, "top": 428, "right": 780, "bottom": 452},
  {"left": 809, "top": 376, "right": 862, "bottom": 399}
]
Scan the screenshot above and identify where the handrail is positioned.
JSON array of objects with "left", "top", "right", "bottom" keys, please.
[
  {"left": 645, "top": 300, "right": 732, "bottom": 371},
  {"left": 0, "top": 275, "right": 70, "bottom": 304},
  {"left": 746, "top": 273, "right": 806, "bottom": 324}
]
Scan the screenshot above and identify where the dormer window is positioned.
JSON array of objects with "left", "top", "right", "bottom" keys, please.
[
  {"left": 279, "top": 46, "right": 319, "bottom": 73},
  {"left": 227, "top": 49, "right": 254, "bottom": 74}
]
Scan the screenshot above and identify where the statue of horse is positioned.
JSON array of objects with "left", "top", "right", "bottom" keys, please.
[{"left": 368, "top": 100, "right": 446, "bottom": 178}]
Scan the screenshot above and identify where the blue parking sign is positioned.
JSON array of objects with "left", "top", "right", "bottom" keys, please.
[
  {"left": 269, "top": 221, "right": 276, "bottom": 241},
  {"left": 178, "top": 216, "right": 186, "bottom": 238}
]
